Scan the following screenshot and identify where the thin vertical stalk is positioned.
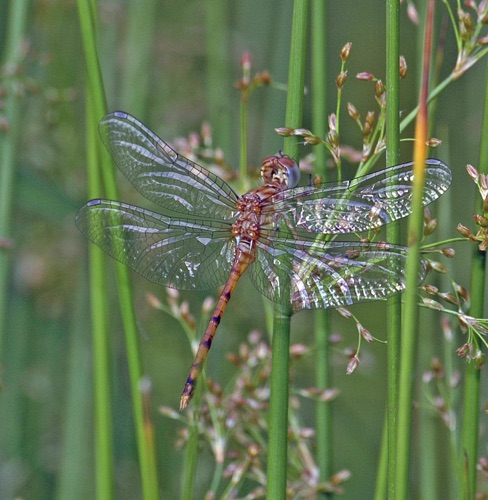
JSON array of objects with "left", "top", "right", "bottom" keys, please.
[
  {"left": 86, "top": 92, "right": 114, "bottom": 500},
  {"left": 383, "top": 1, "right": 401, "bottom": 499},
  {"left": 77, "top": 1, "right": 160, "bottom": 498},
  {"left": 266, "top": 1, "right": 309, "bottom": 498},
  {"left": 459, "top": 58, "right": 488, "bottom": 500},
  {"left": 267, "top": 308, "right": 292, "bottom": 499},
  {"left": 56, "top": 271, "right": 93, "bottom": 500},
  {"left": 310, "top": 0, "right": 332, "bottom": 493},
  {"left": 120, "top": 0, "right": 158, "bottom": 117},
  {"left": 395, "top": 1, "right": 435, "bottom": 499},
  {"left": 205, "top": 0, "right": 231, "bottom": 155},
  {"left": 0, "top": 0, "right": 29, "bottom": 356}
]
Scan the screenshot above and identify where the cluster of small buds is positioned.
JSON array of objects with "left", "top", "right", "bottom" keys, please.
[
  {"left": 453, "top": 1, "right": 488, "bottom": 77},
  {"left": 275, "top": 126, "right": 323, "bottom": 146},
  {"left": 298, "top": 386, "right": 340, "bottom": 402},
  {"left": 421, "top": 356, "right": 459, "bottom": 431},
  {"left": 234, "top": 51, "right": 272, "bottom": 100},
  {"left": 172, "top": 125, "right": 232, "bottom": 180},
  {"left": 457, "top": 164, "right": 488, "bottom": 250},
  {"left": 160, "top": 326, "right": 349, "bottom": 497}
]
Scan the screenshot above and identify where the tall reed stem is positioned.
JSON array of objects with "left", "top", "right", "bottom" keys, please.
[
  {"left": 395, "top": 1, "right": 435, "bottom": 498},
  {"left": 77, "top": 1, "right": 160, "bottom": 497},
  {"left": 310, "top": 0, "right": 333, "bottom": 492},
  {"left": 0, "top": 0, "right": 29, "bottom": 356},
  {"left": 460, "top": 53, "right": 488, "bottom": 500},
  {"left": 266, "top": 1, "right": 309, "bottom": 497},
  {"left": 384, "top": 1, "right": 401, "bottom": 499}
]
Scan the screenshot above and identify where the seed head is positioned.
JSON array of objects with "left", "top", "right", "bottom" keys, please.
[
  {"left": 426, "top": 137, "right": 442, "bottom": 147},
  {"left": 356, "top": 71, "right": 376, "bottom": 81},
  {"left": 399, "top": 55, "right": 408, "bottom": 78},
  {"left": 424, "top": 218, "right": 438, "bottom": 236},
  {"left": 457, "top": 223, "right": 473, "bottom": 238},
  {"left": 407, "top": 2, "right": 419, "bottom": 24},
  {"left": 346, "top": 354, "right": 359, "bottom": 375},
  {"left": 347, "top": 102, "right": 360, "bottom": 121},
  {"left": 357, "top": 322, "right": 374, "bottom": 342},
  {"left": 474, "top": 213, "right": 488, "bottom": 227},
  {"left": 336, "top": 70, "right": 348, "bottom": 89},
  {"left": 429, "top": 260, "right": 448, "bottom": 273},
  {"left": 340, "top": 42, "right": 352, "bottom": 61},
  {"left": 375, "top": 79, "right": 385, "bottom": 98},
  {"left": 456, "top": 342, "right": 470, "bottom": 358},
  {"left": 441, "top": 247, "right": 456, "bottom": 258},
  {"left": 275, "top": 127, "right": 294, "bottom": 136}
]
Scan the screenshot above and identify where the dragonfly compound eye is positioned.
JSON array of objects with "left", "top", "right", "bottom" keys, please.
[{"left": 260, "top": 153, "right": 301, "bottom": 188}]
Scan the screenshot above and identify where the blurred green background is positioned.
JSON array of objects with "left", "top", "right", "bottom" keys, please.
[{"left": 0, "top": 0, "right": 487, "bottom": 498}]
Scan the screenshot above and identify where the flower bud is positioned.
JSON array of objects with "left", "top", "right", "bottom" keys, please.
[
  {"left": 422, "top": 297, "right": 443, "bottom": 310},
  {"left": 346, "top": 354, "right": 360, "bottom": 374},
  {"left": 474, "top": 214, "right": 488, "bottom": 227},
  {"left": 441, "top": 247, "right": 455, "bottom": 258},
  {"left": 347, "top": 102, "right": 360, "bottom": 121},
  {"left": 357, "top": 323, "right": 374, "bottom": 342},
  {"left": 466, "top": 163, "right": 479, "bottom": 181},
  {"left": 275, "top": 127, "right": 294, "bottom": 136},
  {"left": 337, "top": 307, "right": 352, "bottom": 318},
  {"left": 457, "top": 223, "right": 473, "bottom": 238},
  {"left": 429, "top": 260, "right": 448, "bottom": 273},
  {"left": 423, "top": 284, "right": 438, "bottom": 295},
  {"left": 424, "top": 218, "right": 438, "bottom": 235},
  {"left": 340, "top": 42, "right": 352, "bottom": 61},
  {"left": 375, "top": 79, "right": 385, "bottom": 98},
  {"left": 336, "top": 70, "right": 348, "bottom": 89},
  {"left": 456, "top": 343, "right": 470, "bottom": 358},
  {"left": 146, "top": 292, "right": 163, "bottom": 310},
  {"left": 399, "top": 55, "right": 408, "bottom": 78},
  {"left": 426, "top": 137, "right": 442, "bottom": 147},
  {"left": 356, "top": 71, "right": 376, "bottom": 81}
]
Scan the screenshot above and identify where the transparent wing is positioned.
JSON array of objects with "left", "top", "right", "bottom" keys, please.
[
  {"left": 99, "top": 111, "right": 239, "bottom": 219},
  {"left": 75, "top": 199, "right": 235, "bottom": 290},
  {"left": 249, "top": 233, "right": 426, "bottom": 311},
  {"left": 263, "top": 159, "right": 452, "bottom": 233}
]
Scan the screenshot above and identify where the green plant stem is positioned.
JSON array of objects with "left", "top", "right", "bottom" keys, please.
[
  {"left": 310, "top": 0, "right": 332, "bottom": 493},
  {"left": 77, "top": 1, "right": 160, "bottom": 498},
  {"left": 459, "top": 55, "right": 488, "bottom": 500},
  {"left": 383, "top": 1, "right": 401, "bottom": 499},
  {"left": 267, "top": 1, "right": 309, "bottom": 498},
  {"left": 121, "top": 0, "right": 158, "bottom": 117},
  {"left": 240, "top": 95, "right": 249, "bottom": 191},
  {"left": 0, "top": 0, "right": 29, "bottom": 357},
  {"left": 267, "top": 305, "right": 292, "bottom": 499},
  {"left": 395, "top": 2, "right": 435, "bottom": 498},
  {"left": 86, "top": 91, "right": 114, "bottom": 500},
  {"left": 205, "top": 0, "right": 231, "bottom": 155}
]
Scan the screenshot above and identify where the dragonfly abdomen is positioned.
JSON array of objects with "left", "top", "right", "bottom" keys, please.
[{"left": 179, "top": 248, "right": 255, "bottom": 410}]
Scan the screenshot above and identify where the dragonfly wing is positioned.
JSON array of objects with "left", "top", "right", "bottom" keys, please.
[
  {"left": 264, "top": 159, "right": 451, "bottom": 233},
  {"left": 75, "top": 199, "right": 234, "bottom": 290},
  {"left": 250, "top": 234, "right": 426, "bottom": 311},
  {"left": 99, "top": 111, "right": 239, "bottom": 219}
]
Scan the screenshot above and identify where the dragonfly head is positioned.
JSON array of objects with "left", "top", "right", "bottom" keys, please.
[{"left": 260, "top": 152, "right": 300, "bottom": 189}]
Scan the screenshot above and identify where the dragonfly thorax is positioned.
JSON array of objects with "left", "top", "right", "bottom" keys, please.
[{"left": 260, "top": 152, "right": 300, "bottom": 189}]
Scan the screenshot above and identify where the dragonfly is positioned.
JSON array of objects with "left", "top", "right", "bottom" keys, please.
[{"left": 75, "top": 111, "right": 452, "bottom": 410}]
